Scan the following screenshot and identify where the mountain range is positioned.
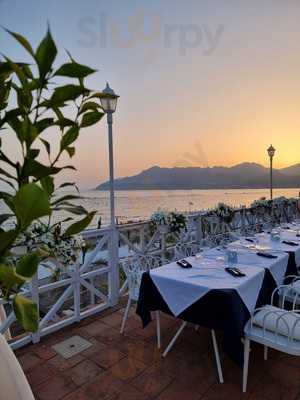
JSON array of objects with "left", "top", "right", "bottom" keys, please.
[{"left": 96, "top": 163, "right": 300, "bottom": 190}]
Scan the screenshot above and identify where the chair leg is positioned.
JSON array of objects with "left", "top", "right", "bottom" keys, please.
[
  {"left": 211, "top": 330, "right": 224, "bottom": 384},
  {"left": 156, "top": 311, "right": 161, "bottom": 349},
  {"left": 120, "top": 297, "right": 131, "bottom": 334},
  {"left": 242, "top": 338, "right": 250, "bottom": 393},
  {"left": 162, "top": 321, "right": 187, "bottom": 357},
  {"left": 264, "top": 346, "right": 268, "bottom": 361}
]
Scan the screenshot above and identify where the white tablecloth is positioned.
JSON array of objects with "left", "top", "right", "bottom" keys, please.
[
  {"left": 219, "top": 243, "right": 290, "bottom": 286},
  {"left": 150, "top": 257, "right": 265, "bottom": 317},
  {"left": 254, "top": 232, "right": 300, "bottom": 266}
]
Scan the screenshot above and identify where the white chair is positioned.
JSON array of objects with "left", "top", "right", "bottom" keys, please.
[
  {"left": 278, "top": 275, "right": 300, "bottom": 306},
  {"left": 242, "top": 285, "right": 300, "bottom": 392},
  {"left": 173, "top": 241, "right": 202, "bottom": 261},
  {"left": 120, "top": 254, "right": 162, "bottom": 347}
]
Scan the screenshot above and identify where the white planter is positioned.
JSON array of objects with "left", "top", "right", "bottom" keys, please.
[{"left": 0, "top": 334, "right": 35, "bottom": 400}]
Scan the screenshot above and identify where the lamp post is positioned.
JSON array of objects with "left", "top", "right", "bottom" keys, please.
[
  {"left": 267, "top": 145, "right": 276, "bottom": 200},
  {"left": 100, "top": 82, "right": 119, "bottom": 305}
]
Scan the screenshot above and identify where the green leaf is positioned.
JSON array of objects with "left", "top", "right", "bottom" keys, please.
[
  {"left": 54, "top": 117, "right": 75, "bottom": 129},
  {"left": 0, "top": 61, "right": 14, "bottom": 82},
  {"left": 55, "top": 205, "right": 88, "bottom": 215},
  {"left": 35, "top": 27, "right": 57, "bottom": 79},
  {"left": 0, "top": 264, "right": 27, "bottom": 288},
  {"left": 51, "top": 84, "right": 86, "bottom": 104},
  {"left": 66, "top": 146, "right": 75, "bottom": 158},
  {"left": 2, "top": 57, "right": 27, "bottom": 85},
  {"left": 22, "top": 159, "right": 60, "bottom": 180},
  {"left": 5, "top": 29, "right": 35, "bottom": 58},
  {"left": 36, "top": 118, "right": 54, "bottom": 133},
  {"left": 54, "top": 62, "right": 96, "bottom": 78},
  {"left": 60, "top": 125, "right": 79, "bottom": 151},
  {"left": 0, "top": 81, "right": 11, "bottom": 110},
  {"left": 51, "top": 194, "right": 81, "bottom": 206},
  {"left": 13, "top": 183, "right": 51, "bottom": 228},
  {"left": 58, "top": 182, "right": 79, "bottom": 192},
  {"left": 40, "top": 138, "right": 51, "bottom": 156},
  {"left": 16, "top": 253, "right": 39, "bottom": 278},
  {"left": 40, "top": 176, "right": 54, "bottom": 196},
  {"left": 0, "top": 176, "right": 16, "bottom": 190},
  {"left": 0, "top": 191, "right": 15, "bottom": 212},
  {"left": 64, "top": 212, "right": 96, "bottom": 237},
  {"left": 0, "top": 230, "right": 19, "bottom": 254},
  {"left": 0, "top": 166, "right": 16, "bottom": 180},
  {"left": 13, "top": 295, "right": 38, "bottom": 332},
  {"left": 79, "top": 101, "right": 101, "bottom": 115},
  {"left": 81, "top": 111, "right": 104, "bottom": 127},
  {"left": 28, "top": 148, "right": 40, "bottom": 159}
]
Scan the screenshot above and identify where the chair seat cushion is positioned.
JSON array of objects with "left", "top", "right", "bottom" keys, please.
[{"left": 252, "top": 305, "right": 300, "bottom": 341}]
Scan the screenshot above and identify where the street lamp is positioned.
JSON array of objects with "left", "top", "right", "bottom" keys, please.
[
  {"left": 267, "top": 145, "right": 276, "bottom": 200},
  {"left": 99, "top": 83, "right": 119, "bottom": 229},
  {"left": 100, "top": 83, "right": 119, "bottom": 305}
]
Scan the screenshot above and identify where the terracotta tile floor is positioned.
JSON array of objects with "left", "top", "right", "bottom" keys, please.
[{"left": 15, "top": 303, "right": 300, "bottom": 400}]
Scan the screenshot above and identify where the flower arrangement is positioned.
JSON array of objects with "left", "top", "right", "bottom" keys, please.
[
  {"left": 251, "top": 198, "right": 272, "bottom": 211},
  {"left": 14, "top": 222, "right": 85, "bottom": 268},
  {"left": 210, "top": 203, "right": 235, "bottom": 224},
  {"left": 150, "top": 209, "right": 186, "bottom": 234}
]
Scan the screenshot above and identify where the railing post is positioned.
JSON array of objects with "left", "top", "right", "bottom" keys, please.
[
  {"left": 31, "top": 273, "right": 40, "bottom": 344},
  {"left": 73, "top": 263, "right": 81, "bottom": 322},
  {"left": 108, "top": 227, "right": 119, "bottom": 306},
  {"left": 195, "top": 216, "right": 202, "bottom": 245},
  {"left": 241, "top": 207, "right": 246, "bottom": 235}
]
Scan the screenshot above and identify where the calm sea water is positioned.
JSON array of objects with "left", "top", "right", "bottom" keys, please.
[
  {"left": 1, "top": 188, "right": 299, "bottom": 229},
  {"left": 78, "top": 188, "right": 300, "bottom": 227}
]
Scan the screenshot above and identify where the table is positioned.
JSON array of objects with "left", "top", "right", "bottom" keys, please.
[{"left": 137, "top": 239, "right": 298, "bottom": 366}]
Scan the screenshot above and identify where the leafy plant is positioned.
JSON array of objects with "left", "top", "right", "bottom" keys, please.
[
  {"left": 0, "top": 27, "right": 109, "bottom": 332},
  {"left": 150, "top": 209, "right": 187, "bottom": 234}
]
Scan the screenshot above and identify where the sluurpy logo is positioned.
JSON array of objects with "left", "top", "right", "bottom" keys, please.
[
  {"left": 174, "top": 139, "right": 209, "bottom": 168},
  {"left": 77, "top": 9, "right": 224, "bottom": 63}
]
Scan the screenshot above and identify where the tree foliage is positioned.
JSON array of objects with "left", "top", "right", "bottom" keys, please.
[{"left": 0, "top": 27, "right": 108, "bottom": 332}]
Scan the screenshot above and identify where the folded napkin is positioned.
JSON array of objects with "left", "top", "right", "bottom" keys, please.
[
  {"left": 282, "top": 240, "right": 299, "bottom": 246},
  {"left": 256, "top": 252, "right": 278, "bottom": 259}
]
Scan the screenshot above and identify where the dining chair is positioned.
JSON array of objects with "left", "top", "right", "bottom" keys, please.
[
  {"left": 279, "top": 275, "right": 300, "bottom": 305},
  {"left": 173, "top": 241, "right": 202, "bottom": 261},
  {"left": 120, "top": 254, "right": 162, "bottom": 347},
  {"left": 242, "top": 284, "right": 300, "bottom": 392}
]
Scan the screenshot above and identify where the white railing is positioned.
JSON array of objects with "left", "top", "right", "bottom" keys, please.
[{"left": 1, "top": 199, "right": 299, "bottom": 348}]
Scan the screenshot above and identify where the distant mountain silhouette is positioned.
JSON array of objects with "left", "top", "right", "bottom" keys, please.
[{"left": 96, "top": 163, "right": 300, "bottom": 190}]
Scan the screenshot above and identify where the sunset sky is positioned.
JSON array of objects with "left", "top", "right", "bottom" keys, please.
[{"left": 1, "top": 0, "right": 300, "bottom": 189}]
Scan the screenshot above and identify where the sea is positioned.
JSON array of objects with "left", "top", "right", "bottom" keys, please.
[
  {"left": 1, "top": 188, "right": 299, "bottom": 229},
  {"left": 75, "top": 188, "right": 300, "bottom": 228}
]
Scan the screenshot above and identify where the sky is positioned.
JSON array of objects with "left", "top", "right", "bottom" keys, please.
[{"left": 1, "top": 0, "right": 300, "bottom": 189}]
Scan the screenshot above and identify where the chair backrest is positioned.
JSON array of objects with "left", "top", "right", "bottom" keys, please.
[
  {"left": 271, "top": 279, "right": 300, "bottom": 310},
  {"left": 121, "top": 254, "right": 161, "bottom": 301},
  {"left": 249, "top": 284, "right": 300, "bottom": 348},
  {"left": 173, "top": 241, "right": 201, "bottom": 261}
]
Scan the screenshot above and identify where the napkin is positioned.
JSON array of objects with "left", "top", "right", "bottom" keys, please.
[
  {"left": 256, "top": 252, "right": 278, "bottom": 259},
  {"left": 282, "top": 240, "right": 299, "bottom": 246}
]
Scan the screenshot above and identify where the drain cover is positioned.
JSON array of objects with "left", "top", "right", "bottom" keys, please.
[{"left": 52, "top": 335, "right": 92, "bottom": 359}]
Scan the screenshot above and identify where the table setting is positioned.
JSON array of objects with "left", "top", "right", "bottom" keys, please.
[{"left": 136, "top": 227, "right": 300, "bottom": 366}]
